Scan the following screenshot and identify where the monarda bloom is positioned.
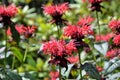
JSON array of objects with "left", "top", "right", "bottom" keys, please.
[
  {"left": 113, "top": 34, "right": 120, "bottom": 46},
  {"left": 7, "top": 25, "right": 37, "bottom": 38},
  {"left": 7, "top": 25, "right": 23, "bottom": 36},
  {"left": 43, "top": 3, "right": 69, "bottom": 25},
  {"left": 77, "top": 16, "right": 94, "bottom": 26},
  {"left": 95, "top": 33, "right": 114, "bottom": 42},
  {"left": 96, "top": 66, "right": 103, "bottom": 72},
  {"left": 42, "top": 39, "right": 77, "bottom": 67},
  {"left": 106, "top": 49, "right": 120, "bottom": 59},
  {"left": 49, "top": 71, "right": 59, "bottom": 80},
  {"left": 63, "top": 25, "right": 92, "bottom": 51},
  {"left": 88, "top": 0, "right": 103, "bottom": 12},
  {"left": 63, "top": 25, "right": 83, "bottom": 39},
  {"left": 108, "top": 19, "right": 120, "bottom": 33},
  {"left": 43, "top": 39, "right": 76, "bottom": 57},
  {"left": 21, "top": 25, "right": 37, "bottom": 38},
  {"left": 0, "top": 4, "right": 18, "bottom": 25}
]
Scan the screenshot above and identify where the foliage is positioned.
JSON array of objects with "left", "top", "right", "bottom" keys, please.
[{"left": 0, "top": 0, "right": 120, "bottom": 80}]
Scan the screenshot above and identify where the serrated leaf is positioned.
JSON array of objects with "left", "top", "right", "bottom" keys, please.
[
  {"left": 11, "top": 47, "right": 23, "bottom": 63},
  {"left": 82, "top": 63, "right": 101, "bottom": 80},
  {"left": 94, "top": 41, "right": 108, "bottom": 55}
]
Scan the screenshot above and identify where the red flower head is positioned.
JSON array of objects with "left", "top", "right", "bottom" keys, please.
[
  {"left": 43, "top": 3, "right": 69, "bottom": 16},
  {"left": 63, "top": 25, "right": 83, "bottom": 39},
  {"left": 95, "top": 33, "right": 114, "bottom": 42},
  {"left": 106, "top": 49, "right": 117, "bottom": 59},
  {"left": 7, "top": 25, "right": 37, "bottom": 38},
  {"left": 42, "top": 39, "right": 77, "bottom": 67},
  {"left": 96, "top": 66, "right": 103, "bottom": 72},
  {"left": 0, "top": 4, "right": 18, "bottom": 25},
  {"left": 88, "top": 0, "right": 103, "bottom": 12},
  {"left": 108, "top": 19, "right": 120, "bottom": 33},
  {"left": 49, "top": 71, "right": 59, "bottom": 80},
  {"left": 77, "top": 16, "right": 94, "bottom": 26},
  {"left": 7, "top": 25, "right": 23, "bottom": 36},
  {"left": 63, "top": 25, "right": 91, "bottom": 50},
  {"left": 42, "top": 39, "right": 77, "bottom": 57},
  {"left": 81, "top": 25, "right": 94, "bottom": 35},
  {"left": 21, "top": 25, "right": 37, "bottom": 38},
  {"left": 113, "top": 34, "right": 120, "bottom": 46},
  {"left": 43, "top": 3, "right": 69, "bottom": 25},
  {"left": 67, "top": 56, "right": 79, "bottom": 64}
]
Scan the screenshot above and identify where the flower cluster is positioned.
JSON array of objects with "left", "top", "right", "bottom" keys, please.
[
  {"left": 43, "top": 39, "right": 76, "bottom": 56},
  {"left": 108, "top": 19, "right": 120, "bottom": 33},
  {"left": 77, "top": 16, "right": 94, "bottom": 26},
  {"left": 113, "top": 34, "right": 120, "bottom": 46},
  {"left": 63, "top": 16, "right": 94, "bottom": 51},
  {"left": 0, "top": 4, "right": 18, "bottom": 25},
  {"left": 106, "top": 19, "right": 120, "bottom": 59},
  {"left": 106, "top": 49, "right": 120, "bottom": 59},
  {"left": 42, "top": 39, "right": 77, "bottom": 67},
  {"left": 43, "top": 3, "right": 69, "bottom": 25},
  {"left": 7, "top": 25, "right": 37, "bottom": 38}
]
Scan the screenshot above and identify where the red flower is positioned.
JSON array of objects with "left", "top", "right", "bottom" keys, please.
[
  {"left": 81, "top": 25, "right": 94, "bottom": 35},
  {"left": 42, "top": 39, "right": 77, "bottom": 57},
  {"left": 49, "top": 71, "right": 59, "bottom": 80},
  {"left": 77, "top": 16, "right": 94, "bottom": 26},
  {"left": 0, "top": 4, "right": 18, "bottom": 17},
  {"left": 113, "top": 34, "right": 120, "bottom": 45},
  {"left": 67, "top": 56, "right": 79, "bottom": 64},
  {"left": 7, "top": 25, "right": 23, "bottom": 36},
  {"left": 43, "top": 3, "right": 69, "bottom": 16},
  {"left": 21, "top": 25, "right": 37, "bottom": 38},
  {"left": 7, "top": 25, "right": 37, "bottom": 38},
  {"left": 63, "top": 25, "right": 83, "bottom": 39},
  {"left": 108, "top": 19, "right": 120, "bottom": 32},
  {"left": 96, "top": 66, "right": 103, "bottom": 72},
  {"left": 88, "top": 0, "right": 103, "bottom": 12},
  {"left": 0, "top": 4, "right": 18, "bottom": 25},
  {"left": 43, "top": 3, "right": 69, "bottom": 25},
  {"left": 95, "top": 33, "right": 114, "bottom": 42},
  {"left": 106, "top": 49, "right": 117, "bottom": 59}
]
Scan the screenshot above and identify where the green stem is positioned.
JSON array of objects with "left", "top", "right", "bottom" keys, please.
[
  {"left": 59, "top": 66, "right": 61, "bottom": 80},
  {"left": 57, "top": 25, "right": 62, "bottom": 80},
  {"left": 23, "top": 43, "right": 29, "bottom": 62},
  {"left": 57, "top": 26, "right": 60, "bottom": 39},
  {"left": 12, "top": 56, "right": 15, "bottom": 70},
  {"left": 96, "top": 11, "right": 101, "bottom": 41},
  {"left": 4, "top": 28, "right": 7, "bottom": 70},
  {"left": 78, "top": 49, "right": 83, "bottom": 80}
]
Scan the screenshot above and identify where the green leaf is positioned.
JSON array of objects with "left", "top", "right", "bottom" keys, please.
[
  {"left": 108, "top": 72, "right": 120, "bottom": 80},
  {"left": 11, "top": 47, "right": 23, "bottom": 63},
  {"left": 106, "top": 59, "right": 120, "bottom": 74},
  {"left": 94, "top": 41, "right": 108, "bottom": 55},
  {"left": 61, "top": 64, "right": 74, "bottom": 78},
  {"left": 82, "top": 63, "right": 101, "bottom": 80},
  {"left": 3, "top": 71, "right": 22, "bottom": 80},
  {"left": 10, "top": 25, "right": 20, "bottom": 44}
]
